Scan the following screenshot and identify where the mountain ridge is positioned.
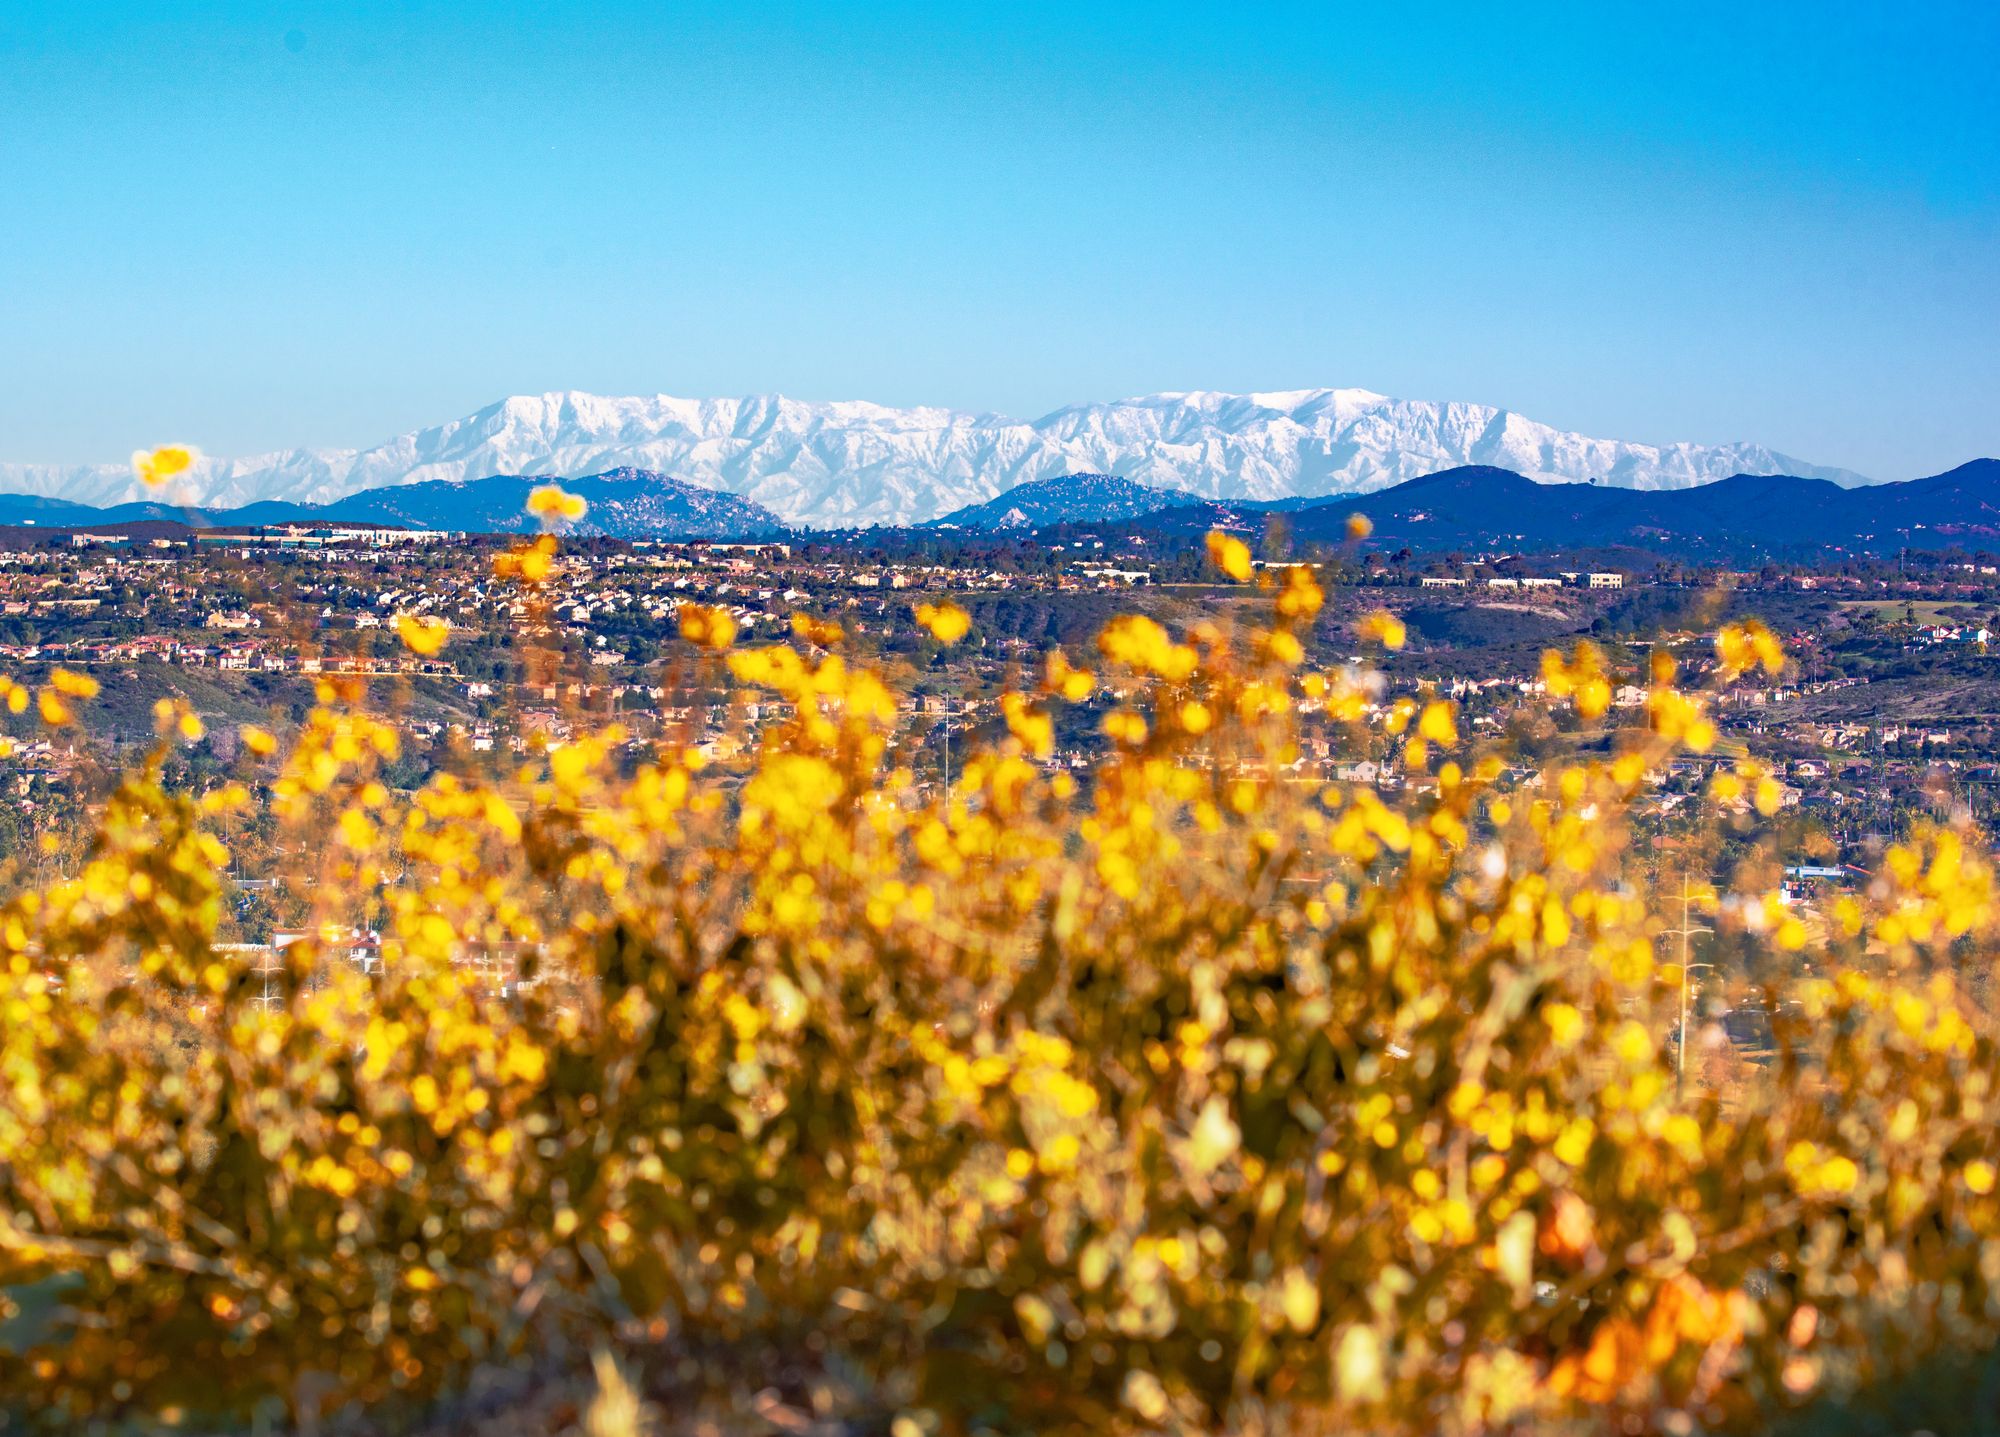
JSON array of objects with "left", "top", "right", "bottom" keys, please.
[
  {"left": 925, "top": 473, "right": 1190, "bottom": 529},
  {"left": 7, "top": 460, "right": 2000, "bottom": 558},
  {"left": 0, "top": 387, "right": 1869, "bottom": 526},
  {"left": 0, "top": 469, "right": 785, "bottom": 541},
  {"left": 1085, "top": 458, "right": 2000, "bottom": 559}
]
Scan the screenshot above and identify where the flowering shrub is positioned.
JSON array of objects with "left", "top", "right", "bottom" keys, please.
[{"left": 2, "top": 540, "right": 1999, "bottom": 1432}]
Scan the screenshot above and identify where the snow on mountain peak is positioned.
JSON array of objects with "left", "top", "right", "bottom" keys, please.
[{"left": 0, "top": 388, "right": 1870, "bottom": 527}]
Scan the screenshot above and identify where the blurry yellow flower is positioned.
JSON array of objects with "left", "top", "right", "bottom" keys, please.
[
  {"left": 1044, "top": 650, "right": 1095, "bottom": 702},
  {"left": 495, "top": 535, "right": 559, "bottom": 584},
  {"left": 1359, "top": 609, "right": 1407, "bottom": 650},
  {"left": 1417, "top": 700, "right": 1458, "bottom": 746},
  {"left": 50, "top": 668, "right": 99, "bottom": 699},
  {"left": 1279, "top": 1268, "right": 1321, "bottom": 1332},
  {"left": 1610, "top": 1020, "right": 1653, "bottom": 1066},
  {"left": 679, "top": 603, "right": 738, "bottom": 649},
  {"left": 526, "top": 483, "right": 589, "bottom": 523},
  {"left": 1098, "top": 615, "right": 1197, "bottom": 680},
  {"left": 1716, "top": 620, "right": 1785, "bottom": 677},
  {"left": 1334, "top": 1325, "right": 1386, "bottom": 1403},
  {"left": 915, "top": 601, "right": 972, "bottom": 645},
  {"left": 1124, "top": 1370, "right": 1170, "bottom": 1422},
  {"left": 790, "top": 612, "right": 844, "bottom": 646},
  {"left": 1204, "top": 530, "right": 1253, "bottom": 582},
  {"left": 1543, "top": 1002, "right": 1585, "bottom": 1048},
  {"left": 1539, "top": 1190, "right": 1595, "bottom": 1262},
  {"left": 1346, "top": 512, "right": 1373, "bottom": 540},
  {"left": 394, "top": 613, "right": 451, "bottom": 656},
  {"left": 1102, "top": 709, "right": 1149, "bottom": 745},
  {"left": 1000, "top": 692, "right": 1054, "bottom": 757},
  {"left": 131, "top": 443, "right": 199, "bottom": 488},
  {"left": 1542, "top": 643, "right": 1611, "bottom": 718},
  {"left": 1185, "top": 1096, "right": 1240, "bottom": 1174},
  {"left": 1276, "top": 562, "right": 1324, "bottom": 618},
  {"left": 1263, "top": 629, "right": 1304, "bottom": 666}
]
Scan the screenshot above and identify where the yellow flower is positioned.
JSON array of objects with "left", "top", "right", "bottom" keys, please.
[
  {"left": 1716, "top": 620, "right": 1784, "bottom": 677},
  {"left": 525, "top": 483, "right": 589, "bottom": 523},
  {"left": 790, "top": 612, "right": 844, "bottom": 647},
  {"left": 679, "top": 603, "right": 739, "bottom": 650},
  {"left": 1276, "top": 563, "right": 1324, "bottom": 618},
  {"left": 1417, "top": 700, "right": 1458, "bottom": 746},
  {"left": 1102, "top": 709, "right": 1149, "bottom": 745},
  {"left": 131, "top": 443, "right": 199, "bottom": 488},
  {"left": 1204, "top": 530, "right": 1254, "bottom": 582},
  {"left": 999, "top": 693, "right": 1054, "bottom": 757},
  {"left": 1185, "top": 1096, "right": 1240, "bottom": 1174},
  {"left": 915, "top": 601, "right": 972, "bottom": 645},
  {"left": 394, "top": 613, "right": 451, "bottom": 656},
  {"left": 1275, "top": 1269, "right": 1320, "bottom": 1332},
  {"left": 1263, "top": 629, "right": 1304, "bottom": 666},
  {"left": 50, "top": 668, "right": 100, "bottom": 699},
  {"left": 1359, "top": 609, "right": 1407, "bottom": 650},
  {"left": 1542, "top": 643, "right": 1611, "bottom": 718},
  {"left": 1098, "top": 615, "right": 1197, "bottom": 680},
  {"left": 1044, "top": 651, "right": 1095, "bottom": 702},
  {"left": 494, "top": 535, "right": 558, "bottom": 584}
]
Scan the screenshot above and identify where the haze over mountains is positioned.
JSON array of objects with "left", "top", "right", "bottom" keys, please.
[{"left": 0, "top": 388, "right": 1868, "bottom": 527}]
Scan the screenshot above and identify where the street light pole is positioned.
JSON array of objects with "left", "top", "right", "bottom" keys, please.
[{"left": 1667, "top": 873, "right": 1714, "bottom": 1100}]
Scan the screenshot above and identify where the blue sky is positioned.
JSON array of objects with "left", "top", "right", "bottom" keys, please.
[{"left": 1, "top": 2, "right": 1994, "bottom": 479}]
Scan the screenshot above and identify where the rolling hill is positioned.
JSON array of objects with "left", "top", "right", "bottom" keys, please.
[
  {"left": 0, "top": 469, "right": 786, "bottom": 541},
  {"left": 1083, "top": 459, "right": 2000, "bottom": 559},
  {"left": 925, "top": 474, "right": 1189, "bottom": 529}
]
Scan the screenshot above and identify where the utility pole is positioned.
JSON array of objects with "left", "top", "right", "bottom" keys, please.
[
  {"left": 1666, "top": 873, "right": 1715, "bottom": 1100},
  {"left": 257, "top": 945, "right": 281, "bottom": 1017}
]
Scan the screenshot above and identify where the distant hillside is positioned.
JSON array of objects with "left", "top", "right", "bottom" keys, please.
[
  {"left": 1098, "top": 459, "right": 2000, "bottom": 559},
  {"left": 0, "top": 500, "right": 177, "bottom": 536},
  {"left": 307, "top": 468, "right": 787, "bottom": 539},
  {"left": 0, "top": 469, "right": 787, "bottom": 541},
  {"left": 8, "top": 459, "right": 2000, "bottom": 557},
  {"left": 0, "top": 519, "right": 196, "bottom": 552},
  {"left": 927, "top": 474, "right": 1188, "bottom": 530}
]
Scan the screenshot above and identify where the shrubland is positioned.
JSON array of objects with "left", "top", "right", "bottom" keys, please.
[{"left": 2, "top": 514, "right": 1999, "bottom": 1434}]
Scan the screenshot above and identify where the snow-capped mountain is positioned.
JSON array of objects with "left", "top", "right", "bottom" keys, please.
[{"left": 0, "top": 389, "right": 1869, "bottom": 527}]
